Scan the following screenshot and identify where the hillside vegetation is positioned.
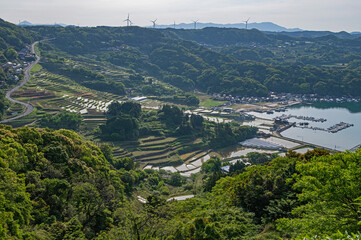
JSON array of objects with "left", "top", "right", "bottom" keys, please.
[
  {"left": 0, "top": 18, "right": 34, "bottom": 52},
  {"left": 0, "top": 18, "right": 35, "bottom": 66},
  {"left": 1, "top": 125, "right": 361, "bottom": 239},
  {"left": 27, "top": 25, "right": 361, "bottom": 97},
  {"left": 0, "top": 18, "right": 360, "bottom": 97}
]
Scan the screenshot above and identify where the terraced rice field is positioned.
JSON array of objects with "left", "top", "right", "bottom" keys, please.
[
  {"left": 112, "top": 136, "right": 206, "bottom": 167},
  {"left": 112, "top": 136, "right": 211, "bottom": 176},
  {"left": 19, "top": 69, "right": 124, "bottom": 114}
]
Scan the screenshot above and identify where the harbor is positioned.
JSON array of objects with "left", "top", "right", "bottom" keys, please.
[
  {"left": 193, "top": 94, "right": 361, "bottom": 152},
  {"left": 271, "top": 104, "right": 360, "bottom": 151}
]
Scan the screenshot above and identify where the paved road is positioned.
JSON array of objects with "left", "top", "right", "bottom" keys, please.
[{"left": 0, "top": 41, "right": 39, "bottom": 124}]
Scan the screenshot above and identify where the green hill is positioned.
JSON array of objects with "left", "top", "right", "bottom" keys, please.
[
  {"left": 27, "top": 24, "right": 361, "bottom": 97},
  {"left": 160, "top": 27, "right": 272, "bottom": 46},
  {"left": 0, "top": 18, "right": 34, "bottom": 51}
]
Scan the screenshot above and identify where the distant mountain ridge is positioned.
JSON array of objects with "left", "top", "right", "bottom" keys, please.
[
  {"left": 18, "top": 20, "right": 300, "bottom": 32},
  {"left": 18, "top": 20, "right": 67, "bottom": 27},
  {"left": 18, "top": 20, "right": 361, "bottom": 36},
  {"left": 153, "top": 22, "right": 302, "bottom": 32},
  {"left": 266, "top": 30, "right": 358, "bottom": 39}
]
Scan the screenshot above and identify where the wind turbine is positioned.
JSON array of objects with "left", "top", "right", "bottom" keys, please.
[
  {"left": 174, "top": 21, "right": 176, "bottom": 29},
  {"left": 150, "top": 19, "right": 157, "bottom": 28},
  {"left": 124, "top": 14, "right": 132, "bottom": 27},
  {"left": 244, "top": 17, "right": 250, "bottom": 29},
  {"left": 192, "top": 19, "right": 199, "bottom": 29}
]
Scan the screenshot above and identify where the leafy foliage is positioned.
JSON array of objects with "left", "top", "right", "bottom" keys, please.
[
  {"left": 1, "top": 125, "right": 361, "bottom": 239},
  {"left": 276, "top": 150, "right": 361, "bottom": 237},
  {"left": 0, "top": 91, "right": 8, "bottom": 120},
  {"left": 100, "top": 101, "right": 141, "bottom": 141},
  {"left": 39, "top": 111, "right": 83, "bottom": 130},
  {"left": 0, "top": 125, "right": 130, "bottom": 238},
  {"left": 0, "top": 18, "right": 34, "bottom": 52}
]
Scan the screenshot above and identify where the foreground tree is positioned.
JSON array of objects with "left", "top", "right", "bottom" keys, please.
[{"left": 277, "top": 150, "right": 361, "bottom": 238}]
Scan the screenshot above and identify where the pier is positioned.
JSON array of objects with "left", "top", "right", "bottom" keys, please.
[
  {"left": 295, "top": 121, "right": 353, "bottom": 133},
  {"left": 275, "top": 114, "right": 327, "bottom": 123},
  {"left": 350, "top": 144, "right": 361, "bottom": 152},
  {"left": 328, "top": 122, "right": 354, "bottom": 133}
]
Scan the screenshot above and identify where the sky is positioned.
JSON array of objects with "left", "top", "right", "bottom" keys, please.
[{"left": 1, "top": 0, "right": 361, "bottom": 32}]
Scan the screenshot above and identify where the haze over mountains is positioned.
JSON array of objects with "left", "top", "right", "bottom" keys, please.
[
  {"left": 18, "top": 20, "right": 68, "bottom": 27},
  {"left": 153, "top": 22, "right": 302, "bottom": 32},
  {"left": 19, "top": 20, "right": 301, "bottom": 32},
  {"left": 18, "top": 20, "right": 361, "bottom": 37}
]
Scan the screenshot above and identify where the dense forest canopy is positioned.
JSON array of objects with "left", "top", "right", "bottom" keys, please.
[
  {"left": 21, "top": 23, "right": 361, "bottom": 97},
  {"left": 39, "top": 111, "right": 83, "bottom": 130},
  {"left": 0, "top": 18, "right": 34, "bottom": 52},
  {"left": 0, "top": 125, "right": 128, "bottom": 239},
  {"left": 1, "top": 125, "right": 361, "bottom": 239},
  {"left": 0, "top": 91, "right": 8, "bottom": 120}
]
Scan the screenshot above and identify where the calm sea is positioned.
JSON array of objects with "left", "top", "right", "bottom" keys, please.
[{"left": 249, "top": 102, "right": 361, "bottom": 151}]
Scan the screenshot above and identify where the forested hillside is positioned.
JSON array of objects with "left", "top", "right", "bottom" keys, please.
[
  {"left": 1, "top": 124, "right": 361, "bottom": 239},
  {"left": 29, "top": 25, "right": 269, "bottom": 96},
  {"left": 27, "top": 25, "right": 361, "bottom": 97},
  {"left": 0, "top": 18, "right": 34, "bottom": 52},
  {"left": 0, "top": 18, "right": 34, "bottom": 64},
  {"left": 0, "top": 19, "right": 35, "bottom": 114},
  {"left": 160, "top": 27, "right": 273, "bottom": 45},
  {"left": 0, "top": 91, "right": 8, "bottom": 120},
  {"left": 0, "top": 18, "right": 360, "bottom": 97}
]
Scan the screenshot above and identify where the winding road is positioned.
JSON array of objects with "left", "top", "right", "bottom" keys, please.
[{"left": 0, "top": 41, "right": 40, "bottom": 124}]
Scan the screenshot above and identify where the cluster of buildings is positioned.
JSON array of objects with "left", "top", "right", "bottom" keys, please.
[
  {"left": 211, "top": 92, "right": 361, "bottom": 104},
  {"left": 1, "top": 46, "right": 34, "bottom": 86},
  {"left": 212, "top": 93, "right": 273, "bottom": 104},
  {"left": 300, "top": 95, "right": 361, "bottom": 103},
  {"left": 17, "top": 46, "right": 35, "bottom": 61},
  {"left": 1, "top": 62, "right": 24, "bottom": 84}
]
